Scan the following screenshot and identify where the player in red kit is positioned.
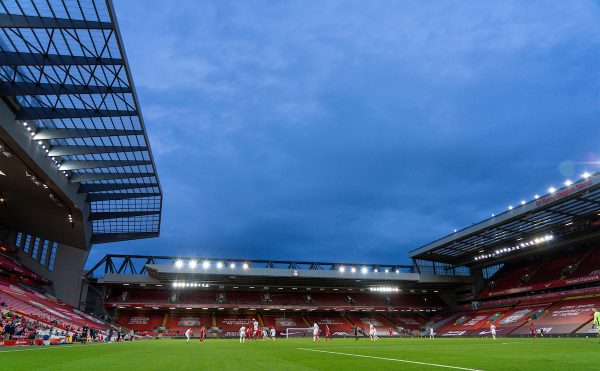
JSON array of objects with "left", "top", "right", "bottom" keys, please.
[
  {"left": 199, "top": 325, "right": 206, "bottom": 343},
  {"left": 530, "top": 323, "right": 536, "bottom": 338},
  {"left": 325, "top": 325, "right": 331, "bottom": 342},
  {"left": 246, "top": 325, "right": 252, "bottom": 340},
  {"left": 388, "top": 327, "right": 393, "bottom": 337}
]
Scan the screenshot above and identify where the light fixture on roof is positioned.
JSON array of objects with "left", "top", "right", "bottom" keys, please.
[
  {"left": 230, "top": 262, "right": 236, "bottom": 269},
  {"left": 339, "top": 266, "right": 345, "bottom": 273},
  {"left": 534, "top": 195, "right": 540, "bottom": 199},
  {"left": 548, "top": 186, "right": 556, "bottom": 194},
  {"left": 216, "top": 261, "right": 224, "bottom": 269},
  {"left": 361, "top": 267, "right": 368, "bottom": 274},
  {"left": 564, "top": 180, "right": 573, "bottom": 186},
  {"left": 508, "top": 205, "right": 513, "bottom": 210},
  {"left": 520, "top": 200, "right": 526, "bottom": 205},
  {"left": 175, "top": 260, "right": 183, "bottom": 268},
  {"left": 242, "top": 262, "right": 249, "bottom": 270},
  {"left": 350, "top": 267, "right": 356, "bottom": 273},
  {"left": 582, "top": 172, "right": 591, "bottom": 179},
  {"left": 202, "top": 261, "right": 210, "bottom": 269},
  {"left": 189, "top": 260, "right": 197, "bottom": 269}
]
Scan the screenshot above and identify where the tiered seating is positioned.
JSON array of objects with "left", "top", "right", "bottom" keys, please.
[
  {"left": 106, "top": 289, "right": 438, "bottom": 309},
  {"left": 115, "top": 310, "right": 165, "bottom": 331},
  {"left": 527, "top": 250, "right": 586, "bottom": 285},
  {"left": 436, "top": 308, "right": 508, "bottom": 336},
  {"left": 0, "top": 253, "right": 51, "bottom": 285},
  {"left": 165, "top": 313, "right": 212, "bottom": 333},
  {"left": 511, "top": 296, "right": 600, "bottom": 335},
  {"left": 492, "top": 303, "right": 550, "bottom": 335},
  {"left": 346, "top": 313, "right": 395, "bottom": 335},
  {"left": 215, "top": 314, "right": 254, "bottom": 337},
  {"left": 261, "top": 314, "right": 305, "bottom": 331},
  {"left": 571, "top": 247, "right": 600, "bottom": 277},
  {"left": 0, "top": 282, "right": 107, "bottom": 333},
  {"left": 488, "top": 263, "right": 532, "bottom": 292},
  {"left": 386, "top": 313, "right": 427, "bottom": 330},
  {"left": 303, "top": 313, "right": 354, "bottom": 335}
]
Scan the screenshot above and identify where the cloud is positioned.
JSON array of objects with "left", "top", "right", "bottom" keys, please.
[{"left": 89, "top": 0, "right": 600, "bottom": 267}]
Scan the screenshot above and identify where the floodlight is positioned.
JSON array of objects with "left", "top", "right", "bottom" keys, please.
[
  {"left": 548, "top": 187, "right": 556, "bottom": 194},
  {"left": 339, "top": 266, "right": 345, "bottom": 273},
  {"left": 189, "top": 260, "right": 197, "bottom": 268},
  {"left": 582, "top": 172, "right": 591, "bottom": 179},
  {"left": 243, "top": 263, "right": 249, "bottom": 270},
  {"left": 216, "top": 262, "right": 224, "bottom": 269},
  {"left": 202, "top": 261, "right": 210, "bottom": 269},
  {"left": 175, "top": 260, "right": 183, "bottom": 268},
  {"left": 361, "top": 267, "right": 368, "bottom": 274}
]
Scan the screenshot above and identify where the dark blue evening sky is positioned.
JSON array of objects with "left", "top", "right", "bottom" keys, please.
[{"left": 87, "top": 0, "right": 600, "bottom": 267}]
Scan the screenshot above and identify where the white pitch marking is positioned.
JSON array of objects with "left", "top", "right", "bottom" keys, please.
[{"left": 298, "top": 348, "right": 483, "bottom": 371}]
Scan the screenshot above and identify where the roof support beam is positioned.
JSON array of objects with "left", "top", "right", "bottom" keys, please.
[
  {"left": 48, "top": 145, "right": 146, "bottom": 156},
  {"left": 16, "top": 107, "right": 137, "bottom": 120},
  {"left": 87, "top": 192, "right": 161, "bottom": 202},
  {"left": 90, "top": 232, "right": 160, "bottom": 244},
  {"left": 79, "top": 182, "right": 158, "bottom": 192},
  {"left": 0, "top": 51, "right": 122, "bottom": 66},
  {"left": 577, "top": 197, "right": 600, "bottom": 206},
  {"left": 60, "top": 160, "right": 151, "bottom": 171},
  {"left": 0, "top": 81, "right": 131, "bottom": 96},
  {"left": 89, "top": 211, "right": 159, "bottom": 221},
  {"left": 0, "top": 13, "right": 114, "bottom": 30},
  {"left": 70, "top": 172, "right": 155, "bottom": 182},
  {"left": 33, "top": 128, "right": 143, "bottom": 140}
]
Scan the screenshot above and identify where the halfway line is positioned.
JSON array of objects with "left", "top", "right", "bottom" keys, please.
[{"left": 297, "top": 348, "right": 483, "bottom": 371}]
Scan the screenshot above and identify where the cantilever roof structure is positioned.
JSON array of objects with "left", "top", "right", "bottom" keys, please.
[
  {"left": 0, "top": 0, "right": 161, "bottom": 244},
  {"left": 411, "top": 173, "right": 600, "bottom": 265}
]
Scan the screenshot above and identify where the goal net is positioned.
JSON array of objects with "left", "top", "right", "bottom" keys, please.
[{"left": 285, "top": 328, "right": 314, "bottom": 339}]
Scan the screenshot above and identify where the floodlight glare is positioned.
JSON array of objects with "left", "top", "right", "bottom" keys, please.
[
  {"left": 351, "top": 267, "right": 357, "bottom": 273},
  {"left": 339, "top": 266, "right": 345, "bottom": 273},
  {"left": 548, "top": 187, "right": 556, "bottom": 194},
  {"left": 230, "top": 263, "right": 236, "bottom": 269},
  {"left": 582, "top": 172, "right": 591, "bottom": 179},
  {"left": 242, "top": 263, "right": 249, "bottom": 270},
  {"left": 564, "top": 180, "right": 573, "bottom": 186},
  {"left": 175, "top": 260, "right": 183, "bottom": 268},
  {"left": 189, "top": 260, "right": 197, "bottom": 269},
  {"left": 361, "top": 267, "right": 368, "bottom": 274},
  {"left": 216, "top": 262, "right": 224, "bottom": 269},
  {"left": 202, "top": 261, "right": 210, "bottom": 269}
]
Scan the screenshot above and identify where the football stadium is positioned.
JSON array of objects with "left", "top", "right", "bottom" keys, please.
[{"left": 2, "top": 0, "right": 600, "bottom": 370}]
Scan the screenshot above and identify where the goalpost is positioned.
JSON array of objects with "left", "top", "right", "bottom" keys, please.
[{"left": 285, "top": 328, "right": 314, "bottom": 339}]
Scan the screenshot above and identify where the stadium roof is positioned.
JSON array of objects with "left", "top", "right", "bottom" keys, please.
[
  {"left": 411, "top": 172, "right": 600, "bottom": 265},
  {"left": 0, "top": 0, "right": 161, "bottom": 244},
  {"left": 87, "top": 254, "right": 472, "bottom": 290}
]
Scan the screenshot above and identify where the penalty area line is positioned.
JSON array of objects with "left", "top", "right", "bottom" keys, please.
[{"left": 297, "top": 348, "right": 483, "bottom": 371}]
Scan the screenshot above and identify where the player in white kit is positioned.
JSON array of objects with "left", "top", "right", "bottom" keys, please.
[
  {"left": 313, "top": 322, "right": 320, "bottom": 342},
  {"left": 270, "top": 327, "right": 276, "bottom": 341},
  {"left": 490, "top": 324, "right": 496, "bottom": 340},
  {"left": 253, "top": 319, "right": 259, "bottom": 340},
  {"left": 369, "top": 322, "right": 375, "bottom": 341},
  {"left": 239, "top": 326, "right": 246, "bottom": 343},
  {"left": 185, "top": 328, "right": 192, "bottom": 343},
  {"left": 429, "top": 327, "right": 435, "bottom": 339},
  {"left": 373, "top": 327, "right": 379, "bottom": 341}
]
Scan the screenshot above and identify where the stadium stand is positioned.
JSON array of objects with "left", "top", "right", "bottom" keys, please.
[
  {"left": 303, "top": 314, "right": 354, "bottom": 335},
  {"left": 261, "top": 314, "right": 306, "bottom": 332},
  {"left": 164, "top": 313, "right": 212, "bottom": 333},
  {"left": 115, "top": 311, "right": 165, "bottom": 332}
]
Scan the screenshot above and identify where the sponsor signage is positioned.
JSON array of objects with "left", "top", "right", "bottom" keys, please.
[{"left": 487, "top": 274, "right": 600, "bottom": 297}]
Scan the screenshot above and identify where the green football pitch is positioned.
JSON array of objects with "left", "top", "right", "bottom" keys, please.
[{"left": 3, "top": 337, "right": 600, "bottom": 370}]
